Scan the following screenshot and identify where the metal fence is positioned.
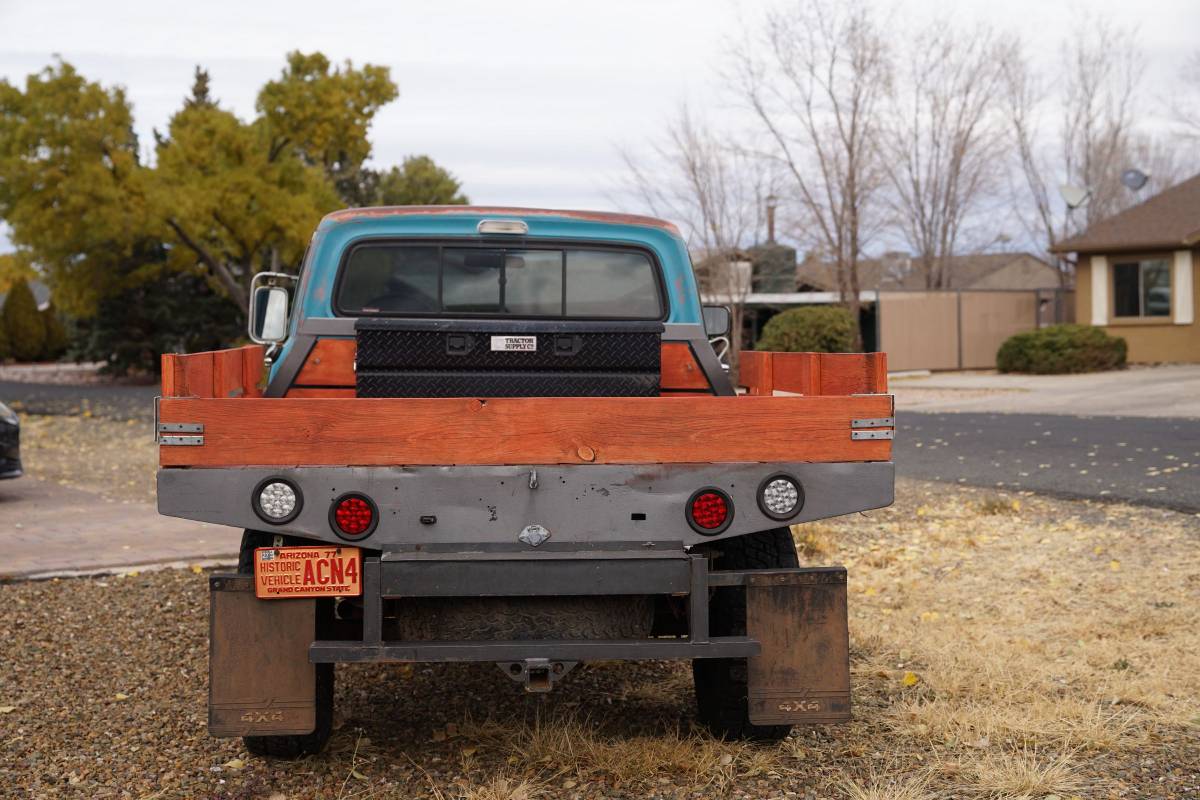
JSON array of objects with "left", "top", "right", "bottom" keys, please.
[{"left": 878, "top": 289, "right": 1074, "bottom": 372}]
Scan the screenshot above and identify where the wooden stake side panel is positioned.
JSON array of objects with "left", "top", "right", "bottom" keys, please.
[
  {"left": 162, "top": 345, "right": 264, "bottom": 399},
  {"left": 291, "top": 338, "right": 713, "bottom": 393},
  {"left": 158, "top": 394, "right": 892, "bottom": 467},
  {"left": 738, "top": 352, "right": 887, "bottom": 396},
  {"left": 659, "top": 342, "right": 710, "bottom": 391},
  {"left": 294, "top": 338, "right": 355, "bottom": 387}
]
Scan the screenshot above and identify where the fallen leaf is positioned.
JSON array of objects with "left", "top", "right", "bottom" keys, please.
[
  {"left": 114, "top": 693, "right": 129, "bottom": 701},
  {"left": 351, "top": 769, "right": 367, "bottom": 781},
  {"left": 902, "top": 672, "right": 920, "bottom": 687},
  {"left": 460, "top": 745, "right": 477, "bottom": 757},
  {"left": 718, "top": 754, "right": 734, "bottom": 766},
  {"left": 1109, "top": 560, "right": 1121, "bottom": 571},
  {"left": 0, "top": 706, "right": 15, "bottom": 714},
  {"left": 224, "top": 758, "right": 245, "bottom": 770},
  {"left": 191, "top": 565, "right": 204, "bottom": 574}
]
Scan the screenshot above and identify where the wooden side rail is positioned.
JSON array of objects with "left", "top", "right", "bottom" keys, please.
[
  {"left": 158, "top": 394, "right": 893, "bottom": 468},
  {"left": 738, "top": 352, "right": 887, "bottom": 397},
  {"left": 161, "top": 345, "right": 265, "bottom": 399}
]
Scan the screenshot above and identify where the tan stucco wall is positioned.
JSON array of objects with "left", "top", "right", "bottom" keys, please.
[{"left": 1074, "top": 253, "right": 1200, "bottom": 363}]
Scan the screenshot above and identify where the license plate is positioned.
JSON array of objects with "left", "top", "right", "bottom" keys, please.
[
  {"left": 490, "top": 335, "right": 537, "bottom": 352},
  {"left": 254, "top": 546, "right": 362, "bottom": 599}
]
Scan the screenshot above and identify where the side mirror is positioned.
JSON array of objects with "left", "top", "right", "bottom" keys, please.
[
  {"left": 250, "top": 286, "right": 290, "bottom": 343},
  {"left": 702, "top": 305, "right": 731, "bottom": 337}
]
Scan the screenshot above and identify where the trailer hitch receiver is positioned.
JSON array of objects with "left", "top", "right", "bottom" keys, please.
[{"left": 497, "top": 658, "right": 578, "bottom": 692}]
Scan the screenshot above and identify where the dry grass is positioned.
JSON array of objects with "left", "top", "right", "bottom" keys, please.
[
  {"left": 968, "top": 748, "right": 1085, "bottom": 798},
  {"left": 837, "top": 494, "right": 1200, "bottom": 732},
  {"left": 792, "top": 521, "right": 838, "bottom": 557},
  {"left": 459, "top": 713, "right": 751, "bottom": 792},
  {"left": 840, "top": 767, "right": 936, "bottom": 800},
  {"left": 455, "top": 775, "right": 547, "bottom": 800}
]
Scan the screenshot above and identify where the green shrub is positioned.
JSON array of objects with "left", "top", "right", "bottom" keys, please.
[
  {"left": 40, "top": 303, "right": 69, "bottom": 361},
  {"left": 755, "top": 306, "right": 856, "bottom": 353},
  {"left": 996, "top": 324, "right": 1126, "bottom": 374},
  {"left": 70, "top": 269, "right": 242, "bottom": 376},
  {"left": 1, "top": 279, "right": 46, "bottom": 362}
]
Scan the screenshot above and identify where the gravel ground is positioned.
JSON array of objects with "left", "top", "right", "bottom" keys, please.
[{"left": 3, "top": 481, "right": 1198, "bottom": 800}]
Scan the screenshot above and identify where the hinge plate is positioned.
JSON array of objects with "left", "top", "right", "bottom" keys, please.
[
  {"left": 160, "top": 434, "right": 204, "bottom": 446},
  {"left": 850, "top": 416, "right": 894, "bottom": 440},
  {"left": 158, "top": 422, "right": 204, "bottom": 434},
  {"left": 851, "top": 417, "right": 895, "bottom": 428},
  {"left": 157, "top": 421, "right": 204, "bottom": 445}
]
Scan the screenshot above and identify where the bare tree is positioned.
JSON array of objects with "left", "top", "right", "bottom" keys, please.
[
  {"left": 730, "top": 0, "right": 889, "bottom": 349},
  {"left": 882, "top": 22, "right": 1010, "bottom": 289},
  {"left": 1171, "top": 51, "right": 1200, "bottom": 142},
  {"left": 1002, "top": 16, "right": 1144, "bottom": 285},
  {"left": 620, "top": 105, "right": 772, "bottom": 368}
]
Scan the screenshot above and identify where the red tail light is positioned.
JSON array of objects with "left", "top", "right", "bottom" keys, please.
[
  {"left": 687, "top": 488, "right": 732, "bottom": 534},
  {"left": 330, "top": 493, "right": 377, "bottom": 538}
]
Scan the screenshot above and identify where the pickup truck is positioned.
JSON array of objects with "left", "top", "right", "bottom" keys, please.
[{"left": 155, "top": 206, "right": 895, "bottom": 758}]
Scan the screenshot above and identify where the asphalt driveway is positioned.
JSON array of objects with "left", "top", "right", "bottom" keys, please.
[{"left": 896, "top": 412, "right": 1200, "bottom": 513}]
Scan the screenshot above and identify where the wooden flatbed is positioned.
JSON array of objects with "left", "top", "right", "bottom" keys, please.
[{"left": 157, "top": 346, "right": 893, "bottom": 468}]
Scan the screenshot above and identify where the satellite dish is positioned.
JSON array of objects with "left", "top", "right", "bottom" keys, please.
[
  {"left": 1121, "top": 168, "right": 1149, "bottom": 191},
  {"left": 1058, "top": 184, "right": 1090, "bottom": 210}
]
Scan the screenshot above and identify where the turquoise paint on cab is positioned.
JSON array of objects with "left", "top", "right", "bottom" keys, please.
[
  {"left": 301, "top": 211, "right": 701, "bottom": 322},
  {"left": 270, "top": 209, "right": 702, "bottom": 383}
]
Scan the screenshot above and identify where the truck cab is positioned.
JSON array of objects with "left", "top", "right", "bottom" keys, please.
[{"left": 156, "top": 206, "right": 895, "bottom": 757}]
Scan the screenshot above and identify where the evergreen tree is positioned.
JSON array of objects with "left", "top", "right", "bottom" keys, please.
[
  {"left": 1, "top": 278, "right": 46, "bottom": 361},
  {"left": 40, "top": 302, "right": 69, "bottom": 360}
]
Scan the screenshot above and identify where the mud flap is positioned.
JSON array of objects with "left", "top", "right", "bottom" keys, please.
[
  {"left": 745, "top": 568, "right": 850, "bottom": 725},
  {"left": 209, "top": 574, "right": 317, "bottom": 737}
]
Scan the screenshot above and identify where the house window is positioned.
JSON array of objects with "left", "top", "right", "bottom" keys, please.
[{"left": 1112, "top": 258, "right": 1171, "bottom": 318}]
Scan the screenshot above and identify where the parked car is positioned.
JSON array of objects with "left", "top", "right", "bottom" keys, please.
[
  {"left": 156, "top": 206, "right": 895, "bottom": 757},
  {"left": 0, "top": 401, "right": 21, "bottom": 479}
]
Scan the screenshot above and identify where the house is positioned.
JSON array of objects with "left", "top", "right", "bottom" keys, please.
[
  {"left": 0, "top": 279, "right": 51, "bottom": 312},
  {"left": 794, "top": 251, "right": 1061, "bottom": 293},
  {"left": 700, "top": 246, "right": 1069, "bottom": 369},
  {"left": 1053, "top": 174, "right": 1199, "bottom": 363}
]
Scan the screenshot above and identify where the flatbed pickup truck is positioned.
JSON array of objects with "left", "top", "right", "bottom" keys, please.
[{"left": 156, "top": 206, "right": 894, "bottom": 757}]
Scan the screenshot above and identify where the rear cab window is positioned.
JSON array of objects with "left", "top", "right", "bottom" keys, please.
[{"left": 335, "top": 243, "right": 664, "bottom": 319}]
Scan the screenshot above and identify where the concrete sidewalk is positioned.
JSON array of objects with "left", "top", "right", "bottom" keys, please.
[
  {"left": 0, "top": 478, "right": 240, "bottom": 578},
  {"left": 892, "top": 364, "right": 1200, "bottom": 418}
]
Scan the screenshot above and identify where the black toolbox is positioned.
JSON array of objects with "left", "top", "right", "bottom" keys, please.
[{"left": 354, "top": 319, "right": 663, "bottom": 398}]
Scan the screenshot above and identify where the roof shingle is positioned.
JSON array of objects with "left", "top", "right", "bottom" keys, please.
[{"left": 1052, "top": 173, "right": 1200, "bottom": 255}]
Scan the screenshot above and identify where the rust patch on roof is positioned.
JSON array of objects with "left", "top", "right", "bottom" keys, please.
[{"left": 323, "top": 205, "right": 681, "bottom": 236}]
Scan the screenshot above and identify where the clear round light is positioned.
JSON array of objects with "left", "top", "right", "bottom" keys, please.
[
  {"left": 258, "top": 481, "right": 297, "bottom": 520},
  {"left": 761, "top": 477, "right": 800, "bottom": 517}
]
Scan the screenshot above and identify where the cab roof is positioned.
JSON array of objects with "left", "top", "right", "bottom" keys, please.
[{"left": 321, "top": 205, "right": 682, "bottom": 237}]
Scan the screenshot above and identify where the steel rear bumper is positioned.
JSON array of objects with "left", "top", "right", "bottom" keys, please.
[
  {"left": 161, "top": 461, "right": 893, "bottom": 547},
  {"left": 209, "top": 554, "right": 851, "bottom": 736}
]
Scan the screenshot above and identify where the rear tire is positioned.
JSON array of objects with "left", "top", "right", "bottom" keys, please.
[
  {"left": 237, "top": 530, "right": 335, "bottom": 759},
  {"left": 692, "top": 527, "right": 798, "bottom": 742}
]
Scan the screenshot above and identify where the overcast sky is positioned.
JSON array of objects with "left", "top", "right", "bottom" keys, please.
[{"left": 0, "top": 0, "right": 1196, "bottom": 250}]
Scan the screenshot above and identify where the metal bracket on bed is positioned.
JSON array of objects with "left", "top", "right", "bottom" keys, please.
[{"left": 851, "top": 416, "right": 895, "bottom": 440}]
